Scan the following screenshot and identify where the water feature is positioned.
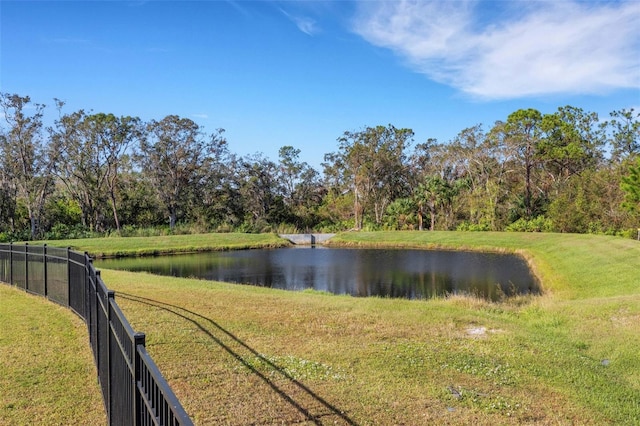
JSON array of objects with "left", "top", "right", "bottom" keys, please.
[{"left": 96, "top": 247, "right": 539, "bottom": 301}]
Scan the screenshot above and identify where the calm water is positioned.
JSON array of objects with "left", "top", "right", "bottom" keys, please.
[{"left": 96, "top": 247, "right": 539, "bottom": 301}]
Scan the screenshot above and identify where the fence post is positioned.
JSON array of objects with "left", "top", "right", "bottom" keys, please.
[
  {"left": 66, "top": 248, "right": 71, "bottom": 306},
  {"left": 43, "top": 244, "right": 48, "bottom": 297},
  {"left": 9, "top": 242, "right": 13, "bottom": 286},
  {"left": 104, "top": 277, "right": 114, "bottom": 426},
  {"left": 25, "top": 242, "right": 29, "bottom": 292},
  {"left": 81, "top": 250, "right": 89, "bottom": 327},
  {"left": 97, "top": 267, "right": 113, "bottom": 425},
  {"left": 133, "top": 332, "right": 146, "bottom": 426}
]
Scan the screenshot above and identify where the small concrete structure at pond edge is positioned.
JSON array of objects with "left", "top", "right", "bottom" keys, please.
[{"left": 279, "top": 233, "right": 336, "bottom": 245}]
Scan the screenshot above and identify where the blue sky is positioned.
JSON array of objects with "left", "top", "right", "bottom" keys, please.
[{"left": 2, "top": 0, "right": 639, "bottom": 169}]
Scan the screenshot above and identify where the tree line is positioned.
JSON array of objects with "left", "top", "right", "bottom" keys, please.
[{"left": 1, "top": 92, "right": 639, "bottom": 241}]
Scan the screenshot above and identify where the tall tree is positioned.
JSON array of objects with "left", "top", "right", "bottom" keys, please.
[
  {"left": 51, "top": 109, "right": 141, "bottom": 232},
  {"left": 137, "top": 115, "right": 226, "bottom": 230},
  {"left": 325, "top": 125, "right": 413, "bottom": 229},
  {"left": 447, "top": 125, "right": 504, "bottom": 229},
  {"left": 621, "top": 157, "right": 640, "bottom": 213},
  {"left": 0, "top": 163, "right": 17, "bottom": 233},
  {"left": 500, "top": 109, "right": 544, "bottom": 219},
  {"left": 539, "top": 106, "right": 604, "bottom": 188},
  {"left": 192, "top": 138, "right": 236, "bottom": 229},
  {"left": 416, "top": 176, "right": 447, "bottom": 231},
  {"left": 278, "top": 146, "right": 304, "bottom": 207},
  {"left": 321, "top": 151, "right": 352, "bottom": 227},
  {"left": 414, "top": 173, "right": 467, "bottom": 231},
  {"left": 0, "top": 93, "right": 54, "bottom": 239},
  {"left": 52, "top": 109, "right": 103, "bottom": 231},
  {"left": 277, "top": 146, "right": 322, "bottom": 229},
  {"left": 236, "top": 153, "right": 285, "bottom": 230},
  {"left": 410, "top": 138, "right": 469, "bottom": 230},
  {"left": 408, "top": 139, "right": 436, "bottom": 231},
  {"left": 99, "top": 114, "right": 143, "bottom": 232},
  {"left": 607, "top": 108, "right": 640, "bottom": 163}
]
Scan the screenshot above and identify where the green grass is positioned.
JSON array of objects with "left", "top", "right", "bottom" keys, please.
[
  {"left": 90, "top": 232, "right": 640, "bottom": 424},
  {"left": 84, "top": 231, "right": 640, "bottom": 425},
  {"left": 38, "top": 232, "right": 289, "bottom": 258},
  {"left": 0, "top": 285, "right": 105, "bottom": 425}
]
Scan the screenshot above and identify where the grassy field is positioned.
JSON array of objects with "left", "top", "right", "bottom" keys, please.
[
  {"left": 0, "top": 285, "right": 105, "bottom": 425},
  {"left": 80, "top": 231, "right": 640, "bottom": 425},
  {"left": 91, "top": 232, "right": 640, "bottom": 425},
  {"left": 40, "top": 232, "right": 289, "bottom": 258}
]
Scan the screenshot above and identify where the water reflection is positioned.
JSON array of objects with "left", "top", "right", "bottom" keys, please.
[{"left": 96, "top": 247, "right": 539, "bottom": 301}]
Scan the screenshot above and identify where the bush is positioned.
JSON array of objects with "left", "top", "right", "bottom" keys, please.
[
  {"left": 313, "top": 218, "right": 357, "bottom": 233},
  {"left": 275, "top": 223, "right": 300, "bottom": 234},
  {"left": 359, "top": 222, "right": 382, "bottom": 232},
  {"left": 505, "top": 216, "right": 555, "bottom": 232},
  {"left": 0, "top": 231, "right": 30, "bottom": 243},
  {"left": 585, "top": 222, "right": 638, "bottom": 239},
  {"left": 456, "top": 222, "right": 491, "bottom": 232},
  {"left": 214, "top": 223, "right": 235, "bottom": 233},
  {"left": 44, "top": 223, "right": 95, "bottom": 240},
  {"left": 617, "top": 228, "right": 638, "bottom": 239}
]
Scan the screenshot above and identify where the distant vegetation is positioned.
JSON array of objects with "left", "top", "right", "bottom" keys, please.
[{"left": 1, "top": 92, "right": 639, "bottom": 241}]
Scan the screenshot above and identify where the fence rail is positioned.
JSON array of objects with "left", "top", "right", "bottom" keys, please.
[{"left": 0, "top": 243, "right": 193, "bottom": 426}]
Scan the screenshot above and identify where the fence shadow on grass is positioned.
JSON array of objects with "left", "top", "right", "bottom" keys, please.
[{"left": 116, "top": 292, "right": 358, "bottom": 426}]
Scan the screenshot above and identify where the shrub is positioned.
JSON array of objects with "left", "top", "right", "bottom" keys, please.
[
  {"left": 456, "top": 222, "right": 491, "bottom": 232},
  {"left": 44, "top": 224, "right": 95, "bottom": 240},
  {"left": 275, "top": 223, "right": 300, "bottom": 234},
  {"left": 505, "top": 216, "right": 554, "bottom": 232}
]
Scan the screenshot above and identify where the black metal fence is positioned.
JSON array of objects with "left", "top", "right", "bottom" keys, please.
[{"left": 0, "top": 243, "right": 193, "bottom": 426}]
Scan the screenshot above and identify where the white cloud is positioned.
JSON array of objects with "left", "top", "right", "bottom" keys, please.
[
  {"left": 192, "top": 113, "right": 209, "bottom": 119},
  {"left": 353, "top": 0, "right": 640, "bottom": 100},
  {"left": 281, "top": 8, "right": 319, "bottom": 36}
]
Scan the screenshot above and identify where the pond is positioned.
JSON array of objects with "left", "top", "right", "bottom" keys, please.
[{"left": 96, "top": 247, "right": 540, "bottom": 301}]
